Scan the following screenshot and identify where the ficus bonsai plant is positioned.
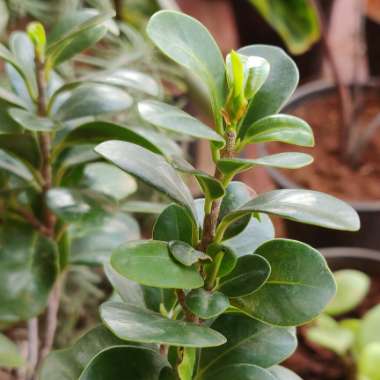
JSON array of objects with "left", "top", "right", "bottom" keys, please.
[
  {"left": 307, "top": 269, "right": 380, "bottom": 380},
  {"left": 39, "top": 10, "right": 360, "bottom": 380},
  {"left": 0, "top": 7, "right": 181, "bottom": 379}
]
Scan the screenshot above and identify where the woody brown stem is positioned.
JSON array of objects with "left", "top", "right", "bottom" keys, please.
[{"left": 176, "top": 289, "right": 199, "bottom": 324}]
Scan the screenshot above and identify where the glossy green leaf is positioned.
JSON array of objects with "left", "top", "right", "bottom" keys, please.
[
  {"left": 95, "top": 141, "right": 196, "bottom": 218},
  {"left": 168, "top": 241, "right": 210, "bottom": 267},
  {"left": 39, "top": 325, "right": 127, "bottom": 380},
  {"left": 178, "top": 348, "right": 196, "bottom": 380},
  {"left": 250, "top": 0, "right": 320, "bottom": 55},
  {"left": 0, "top": 88, "right": 28, "bottom": 109},
  {"left": 219, "top": 255, "right": 271, "bottom": 298},
  {"left": 0, "top": 222, "right": 58, "bottom": 323},
  {"left": 47, "top": 9, "right": 114, "bottom": 67},
  {"left": 185, "top": 289, "right": 229, "bottom": 319},
  {"left": 201, "top": 364, "right": 276, "bottom": 380},
  {"left": 0, "top": 149, "right": 34, "bottom": 182},
  {"left": 232, "top": 239, "right": 336, "bottom": 326},
  {"left": 206, "top": 243, "right": 238, "bottom": 278},
  {"left": 54, "top": 84, "right": 132, "bottom": 121},
  {"left": 217, "top": 153, "right": 313, "bottom": 176},
  {"left": 147, "top": 10, "right": 226, "bottom": 125},
  {"left": 226, "top": 50, "right": 245, "bottom": 101},
  {"left": 83, "top": 162, "right": 137, "bottom": 200},
  {"left": 0, "top": 134, "right": 41, "bottom": 169},
  {"left": 218, "top": 189, "right": 360, "bottom": 240},
  {"left": 111, "top": 240, "right": 203, "bottom": 289},
  {"left": 243, "top": 114, "right": 314, "bottom": 148},
  {"left": 101, "top": 302, "right": 226, "bottom": 347},
  {"left": 326, "top": 270, "right": 370, "bottom": 316},
  {"left": 269, "top": 366, "right": 303, "bottom": 380},
  {"left": 27, "top": 22, "right": 46, "bottom": 54},
  {"left": 358, "top": 305, "right": 380, "bottom": 350},
  {"left": 138, "top": 100, "right": 224, "bottom": 148},
  {"left": 306, "top": 314, "right": 354, "bottom": 356},
  {"left": 0, "top": 333, "right": 24, "bottom": 368},
  {"left": 47, "top": 187, "right": 112, "bottom": 224},
  {"left": 61, "top": 121, "right": 163, "bottom": 155},
  {"left": 80, "top": 346, "right": 169, "bottom": 380},
  {"left": 172, "top": 156, "right": 224, "bottom": 200},
  {"left": 9, "top": 108, "right": 55, "bottom": 132},
  {"left": 237, "top": 45, "right": 298, "bottom": 139},
  {"left": 223, "top": 214, "right": 275, "bottom": 257},
  {"left": 70, "top": 212, "right": 140, "bottom": 266},
  {"left": 153, "top": 204, "right": 195, "bottom": 245},
  {"left": 198, "top": 313, "right": 296, "bottom": 377},
  {"left": 358, "top": 342, "right": 380, "bottom": 380},
  {"left": 123, "top": 201, "right": 166, "bottom": 215}
]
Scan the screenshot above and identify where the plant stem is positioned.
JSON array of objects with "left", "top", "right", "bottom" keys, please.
[
  {"left": 175, "top": 289, "right": 199, "bottom": 324},
  {"left": 113, "top": 0, "right": 123, "bottom": 21},
  {"left": 27, "top": 319, "right": 39, "bottom": 380}
]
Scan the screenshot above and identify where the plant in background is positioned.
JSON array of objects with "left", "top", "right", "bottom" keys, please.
[
  {"left": 307, "top": 269, "right": 380, "bottom": 380},
  {"left": 0, "top": 8, "right": 179, "bottom": 378},
  {"left": 39, "top": 10, "right": 360, "bottom": 380}
]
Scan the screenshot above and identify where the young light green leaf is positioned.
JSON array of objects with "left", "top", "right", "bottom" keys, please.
[
  {"left": 168, "top": 241, "right": 210, "bottom": 267},
  {"left": 101, "top": 302, "right": 226, "bottom": 347},
  {"left": 111, "top": 240, "right": 203, "bottom": 289},
  {"left": 0, "top": 333, "right": 24, "bottom": 368},
  {"left": 198, "top": 313, "right": 296, "bottom": 377},
  {"left": 185, "top": 289, "right": 229, "bottom": 319},
  {"left": 147, "top": 10, "right": 226, "bottom": 126},
  {"left": 138, "top": 100, "right": 224, "bottom": 148},
  {"left": 358, "top": 342, "right": 380, "bottom": 380},
  {"left": 326, "top": 270, "right": 370, "bottom": 316},
  {"left": 242, "top": 114, "right": 314, "bottom": 148},
  {"left": 178, "top": 348, "right": 196, "bottom": 380},
  {"left": 27, "top": 22, "right": 46, "bottom": 59},
  {"left": 95, "top": 141, "right": 196, "bottom": 218},
  {"left": 219, "top": 255, "right": 271, "bottom": 298},
  {"left": 232, "top": 239, "right": 336, "bottom": 326},
  {"left": 237, "top": 45, "right": 299, "bottom": 139},
  {"left": 243, "top": 55, "right": 271, "bottom": 99},
  {"left": 358, "top": 305, "right": 380, "bottom": 350}
]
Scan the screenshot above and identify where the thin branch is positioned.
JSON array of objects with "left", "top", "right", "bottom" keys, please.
[
  {"left": 175, "top": 289, "right": 199, "bottom": 324},
  {"left": 27, "top": 319, "right": 39, "bottom": 380}
]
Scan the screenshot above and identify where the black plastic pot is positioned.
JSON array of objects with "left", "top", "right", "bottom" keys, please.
[{"left": 258, "top": 80, "right": 380, "bottom": 250}]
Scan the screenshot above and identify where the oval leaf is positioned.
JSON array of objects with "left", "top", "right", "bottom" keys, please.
[
  {"left": 168, "top": 241, "right": 210, "bottom": 267},
  {"left": 111, "top": 240, "right": 203, "bottom": 289},
  {"left": 9, "top": 108, "right": 54, "bottom": 132},
  {"left": 101, "top": 302, "right": 226, "bottom": 347},
  {"left": 185, "top": 289, "right": 229, "bottom": 319},
  {"left": 0, "top": 333, "right": 24, "bottom": 368},
  {"left": 202, "top": 364, "right": 276, "bottom": 380}
]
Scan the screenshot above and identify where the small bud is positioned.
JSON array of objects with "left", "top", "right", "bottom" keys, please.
[{"left": 27, "top": 22, "right": 46, "bottom": 61}]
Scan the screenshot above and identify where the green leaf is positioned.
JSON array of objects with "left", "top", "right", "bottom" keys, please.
[
  {"left": 79, "top": 346, "right": 169, "bottom": 380},
  {"left": 217, "top": 190, "right": 360, "bottom": 240},
  {"left": 306, "top": 314, "right": 354, "bottom": 356},
  {"left": 153, "top": 204, "right": 196, "bottom": 245},
  {"left": 0, "top": 134, "right": 41, "bottom": 169},
  {"left": 168, "top": 241, "right": 210, "bottom": 267},
  {"left": 147, "top": 10, "right": 226, "bottom": 125},
  {"left": 326, "top": 270, "right": 370, "bottom": 316},
  {"left": 0, "top": 88, "right": 28, "bottom": 109},
  {"left": 111, "top": 240, "right": 203, "bottom": 289},
  {"left": 178, "top": 348, "right": 196, "bottom": 380},
  {"left": 61, "top": 121, "right": 163, "bottom": 155},
  {"left": 223, "top": 214, "right": 275, "bottom": 257},
  {"left": 206, "top": 244, "right": 237, "bottom": 278},
  {"left": 82, "top": 162, "right": 137, "bottom": 201},
  {"left": 138, "top": 100, "right": 224, "bottom": 148},
  {"left": 217, "top": 153, "right": 314, "bottom": 176},
  {"left": 201, "top": 364, "right": 276, "bottom": 380},
  {"left": 70, "top": 212, "right": 140, "bottom": 266},
  {"left": 122, "top": 201, "right": 166, "bottom": 215},
  {"left": 358, "top": 305, "right": 380, "bottom": 350},
  {"left": 172, "top": 156, "right": 224, "bottom": 201},
  {"left": 358, "top": 342, "right": 380, "bottom": 380},
  {"left": 95, "top": 141, "right": 196, "bottom": 218},
  {"left": 39, "top": 326, "right": 127, "bottom": 380},
  {"left": 101, "top": 302, "right": 226, "bottom": 347},
  {"left": 242, "top": 114, "right": 314, "bottom": 148},
  {"left": 185, "top": 289, "right": 229, "bottom": 319},
  {"left": 237, "top": 45, "right": 299, "bottom": 139},
  {"left": 232, "top": 239, "right": 336, "bottom": 326},
  {"left": 250, "top": 0, "right": 320, "bottom": 55},
  {"left": 27, "top": 22, "right": 46, "bottom": 58},
  {"left": 47, "top": 187, "right": 113, "bottom": 224},
  {"left": 269, "top": 366, "right": 303, "bottom": 380},
  {"left": 0, "top": 222, "right": 58, "bottom": 323},
  {"left": 9, "top": 108, "right": 55, "bottom": 132},
  {"left": 0, "top": 333, "right": 24, "bottom": 368},
  {"left": 54, "top": 84, "right": 132, "bottom": 121},
  {"left": 226, "top": 51, "right": 245, "bottom": 100},
  {"left": 198, "top": 313, "right": 296, "bottom": 377},
  {"left": 47, "top": 9, "right": 114, "bottom": 67},
  {"left": 219, "top": 255, "right": 271, "bottom": 298},
  {"left": 0, "top": 149, "right": 34, "bottom": 182}
]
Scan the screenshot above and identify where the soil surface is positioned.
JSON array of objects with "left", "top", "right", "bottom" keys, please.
[
  {"left": 269, "top": 88, "right": 380, "bottom": 201},
  {"left": 285, "top": 274, "right": 380, "bottom": 379}
]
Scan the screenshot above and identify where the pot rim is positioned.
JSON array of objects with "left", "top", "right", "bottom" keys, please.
[
  {"left": 321, "top": 246, "right": 380, "bottom": 262},
  {"left": 258, "top": 79, "right": 380, "bottom": 211}
]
